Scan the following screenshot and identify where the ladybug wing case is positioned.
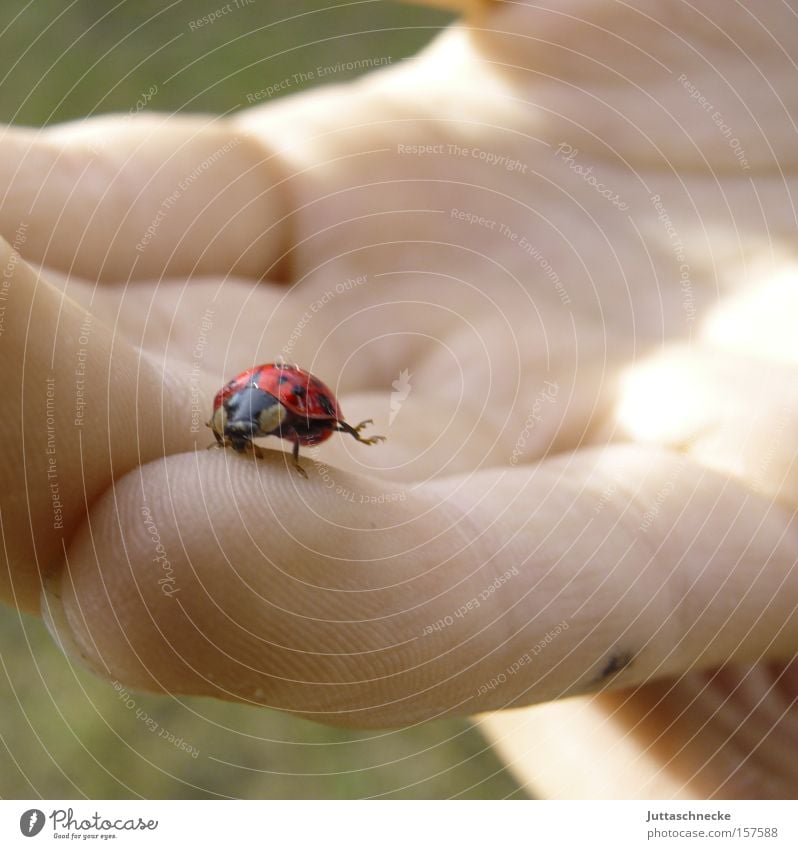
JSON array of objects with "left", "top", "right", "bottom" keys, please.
[{"left": 257, "top": 364, "right": 343, "bottom": 421}]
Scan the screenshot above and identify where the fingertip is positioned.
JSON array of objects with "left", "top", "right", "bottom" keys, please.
[
  {"left": 52, "top": 449, "right": 437, "bottom": 722},
  {"left": 41, "top": 573, "right": 111, "bottom": 682}
]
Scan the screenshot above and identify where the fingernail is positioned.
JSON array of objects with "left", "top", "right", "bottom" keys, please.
[{"left": 41, "top": 573, "right": 110, "bottom": 680}]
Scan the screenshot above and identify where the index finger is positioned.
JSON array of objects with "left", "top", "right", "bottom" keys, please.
[{"left": 44, "top": 443, "right": 798, "bottom": 727}]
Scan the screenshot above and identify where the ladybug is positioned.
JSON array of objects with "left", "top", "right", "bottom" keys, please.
[{"left": 207, "top": 362, "right": 385, "bottom": 476}]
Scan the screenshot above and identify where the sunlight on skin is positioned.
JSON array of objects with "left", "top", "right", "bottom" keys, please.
[
  {"left": 702, "top": 267, "right": 798, "bottom": 365},
  {"left": 504, "top": 270, "right": 798, "bottom": 799},
  {"left": 617, "top": 357, "right": 708, "bottom": 446},
  {"left": 619, "top": 267, "right": 798, "bottom": 447}
]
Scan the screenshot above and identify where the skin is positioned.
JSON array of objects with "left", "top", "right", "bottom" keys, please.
[{"left": 1, "top": 0, "right": 797, "bottom": 798}]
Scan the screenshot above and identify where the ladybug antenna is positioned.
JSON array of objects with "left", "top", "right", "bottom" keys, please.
[{"left": 274, "top": 354, "right": 299, "bottom": 372}]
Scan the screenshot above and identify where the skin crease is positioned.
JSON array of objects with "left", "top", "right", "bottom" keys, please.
[{"left": 1, "top": 0, "right": 798, "bottom": 798}]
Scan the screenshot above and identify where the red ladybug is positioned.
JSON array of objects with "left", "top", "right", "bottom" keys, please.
[{"left": 207, "top": 362, "right": 385, "bottom": 476}]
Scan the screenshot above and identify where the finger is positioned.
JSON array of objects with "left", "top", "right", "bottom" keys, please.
[
  {"left": 45, "top": 443, "right": 798, "bottom": 728},
  {"left": 0, "top": 115, "right": 287, "bottom": 281},
  {"left": 480, "top": 659, "right": 798, "bottom": 799},
  {"left": 618, "top": 348, "right": 798, "bottom": 509},
  {"left": 0, "top": 237, "right": 194, "bottom": 613},
  {"left": 228, "top": 20, "right": 542, "bottom": 288}
]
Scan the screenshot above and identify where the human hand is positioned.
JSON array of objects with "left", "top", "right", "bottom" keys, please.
[{"left": 1, "top": 0, "right": 797, "bottom": 798}]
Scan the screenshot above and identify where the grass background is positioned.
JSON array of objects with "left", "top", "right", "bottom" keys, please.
[{"left": 0, "top": 0, "right": 527, "bottom": 799}]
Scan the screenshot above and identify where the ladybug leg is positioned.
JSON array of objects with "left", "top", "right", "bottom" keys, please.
[
  {"left": 206, "top": 422, "right": 225, "bottom": 450},
  {"left": 337, "top": 419, "right": 386, "bottom": 446},
  {"left": 291, "top": 441, "right": 308, "bottom": 478},
  {"left": 215, "top": 434, "right": 262, "bottom": 458}
]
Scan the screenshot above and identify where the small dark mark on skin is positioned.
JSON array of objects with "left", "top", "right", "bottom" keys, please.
[{"left": 597, "top": 649, "right": 634, "bottom": 681}]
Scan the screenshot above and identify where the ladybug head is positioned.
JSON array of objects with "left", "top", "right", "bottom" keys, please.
[{"left": 213, "top": 385, "right": 289, "bottom": 443}]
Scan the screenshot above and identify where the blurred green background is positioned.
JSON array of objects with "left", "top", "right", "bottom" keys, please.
[{"left": 0, "top": 0, "right": 527, "bottom": 799}]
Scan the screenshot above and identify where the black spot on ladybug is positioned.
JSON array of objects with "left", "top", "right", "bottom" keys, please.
[
  {"left": 596, "top": 649, "right": 634, "bottom": 681},
  {"left": 292, "top": 384, "right": 306, "bottom": 396},
  {"left": 319, "top": 395, "right": 336, "bottom": 416},
  {"left": 279, "top": 375, "right": 290, "bottom": 384}
]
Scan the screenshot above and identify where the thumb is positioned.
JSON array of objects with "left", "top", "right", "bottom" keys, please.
[{"left": 44, "top": 443, "right": 798, "bottom": 728}]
